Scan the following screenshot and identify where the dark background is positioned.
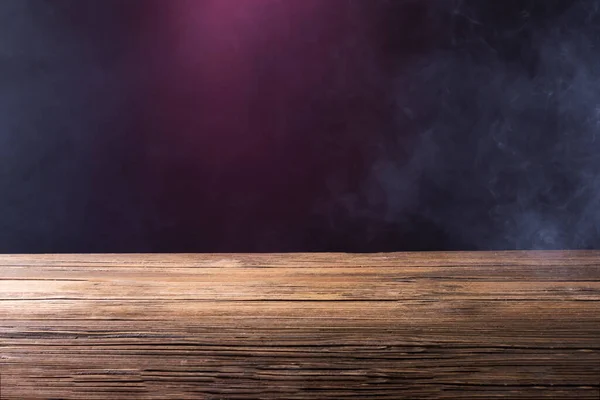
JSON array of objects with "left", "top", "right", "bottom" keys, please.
[{"left": 2, "top": 0, "right": 600, "bottom": 253}]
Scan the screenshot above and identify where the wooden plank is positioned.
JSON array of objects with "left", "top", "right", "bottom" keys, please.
[{"left": 0, "top": 252, "right": 599, "bottom": 399}]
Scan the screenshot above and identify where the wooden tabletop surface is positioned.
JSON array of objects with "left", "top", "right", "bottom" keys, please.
[{"left": 1, "top": 252, "right": 599, "bottom": 399}]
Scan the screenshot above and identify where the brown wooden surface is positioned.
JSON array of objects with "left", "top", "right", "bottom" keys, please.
[{"left": 1, "top": 252, "right": 599, "bottom": 399}]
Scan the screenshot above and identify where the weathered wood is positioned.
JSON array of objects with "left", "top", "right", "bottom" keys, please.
[{"left": 1, "top": 252, "right": 599, "bottom": 399}]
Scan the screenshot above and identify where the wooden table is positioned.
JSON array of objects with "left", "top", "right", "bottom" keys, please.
[{"left": 1, "top": 252, "right": 599, "bottom": 399}]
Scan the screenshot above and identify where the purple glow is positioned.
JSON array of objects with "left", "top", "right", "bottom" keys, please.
[{"left": 155, "top": 0, "right": 376, "bottom": 163}]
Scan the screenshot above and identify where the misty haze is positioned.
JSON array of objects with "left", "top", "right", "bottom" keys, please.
[{"left": 1, "top": 0, "right": 600, "bottom": 253}]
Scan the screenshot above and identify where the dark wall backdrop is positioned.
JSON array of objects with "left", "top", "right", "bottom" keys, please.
[{"left": 2, "top": 0, "right": 600, "bottom": 253}]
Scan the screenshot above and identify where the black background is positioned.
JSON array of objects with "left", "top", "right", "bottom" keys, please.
[{"left": 2, "top": 0, "right": 599, "bottom": 253}]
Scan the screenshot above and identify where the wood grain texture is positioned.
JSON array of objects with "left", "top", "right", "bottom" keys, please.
[{"left": 0, "top": 251, "right": 599, "bottom": 399}]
